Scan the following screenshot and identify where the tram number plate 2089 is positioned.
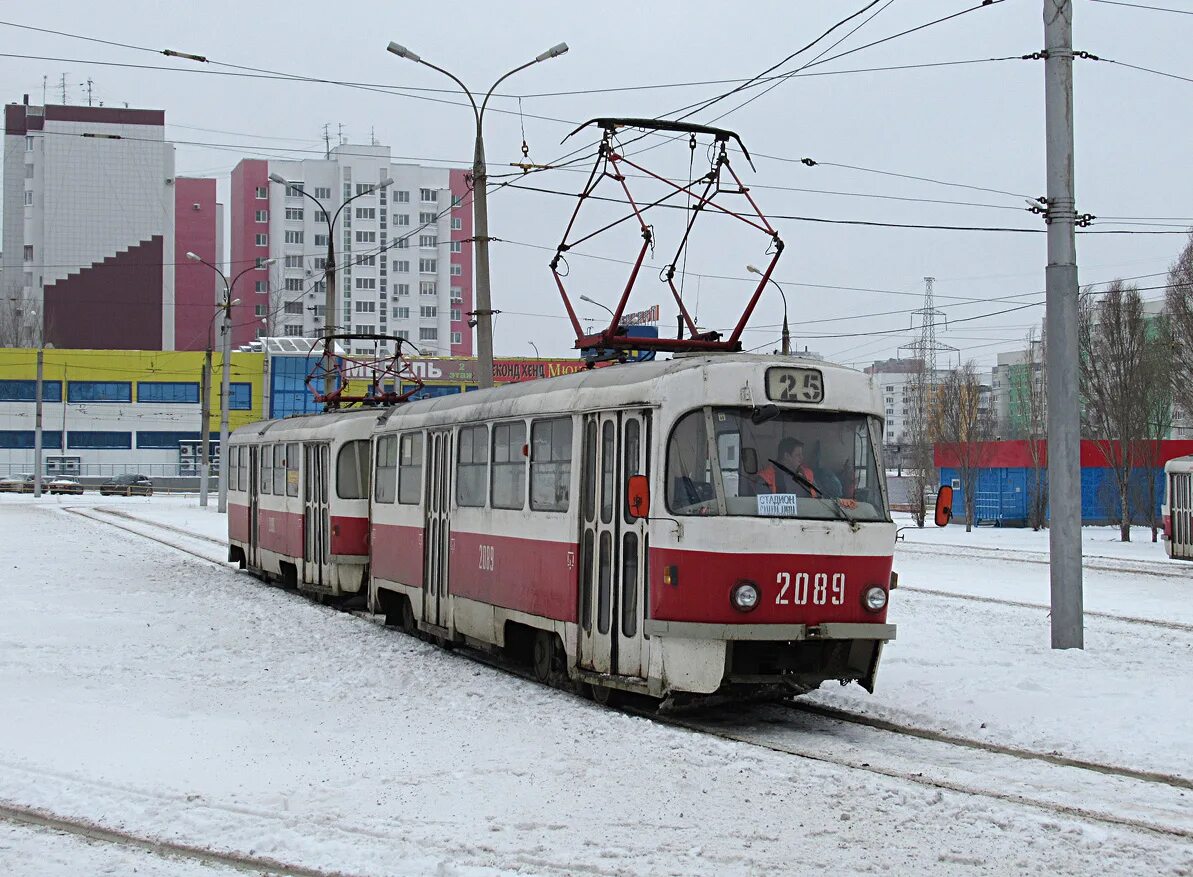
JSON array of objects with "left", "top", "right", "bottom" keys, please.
[
  {"left": 766, "top": 367, "right": 824, "bottom": 403},
  {"left": 775, "top": 571, "right": 845, "bottom": 606}
]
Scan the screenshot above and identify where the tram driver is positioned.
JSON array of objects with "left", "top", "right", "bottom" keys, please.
[{"left": 755, "top": 437, "right": 819, "bottom": 497}]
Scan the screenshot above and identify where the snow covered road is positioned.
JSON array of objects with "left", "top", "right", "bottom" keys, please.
[{"left": 1, "top": 498, "right": 1191, "bottom": 875}]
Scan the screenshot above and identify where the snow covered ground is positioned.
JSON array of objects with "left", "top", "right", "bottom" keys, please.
[{"left": 1, "top": 495, "right": 1191, "bottom": 875}]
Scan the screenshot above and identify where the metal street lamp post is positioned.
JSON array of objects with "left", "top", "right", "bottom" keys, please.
[
  {"left": 579, "top": 294, "right": 616, "bottom": 320},
  {"left": 187, "top": 252, "right": 275, "bottom": 512},
  {"left": 268, "top": 173, "right": 393, "bottom": 399},
  {"left": 747, "top": 264, "right": 790, "bottom": 355},
  {"left": 387, "top": 40, "right": 569, "bottom": 389}
]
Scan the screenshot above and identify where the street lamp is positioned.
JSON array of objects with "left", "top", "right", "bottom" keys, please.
[
  {"left": 387, "top": 39, "right": 569, "bottom": 389},
  {"left": 268, "top": 173, "right": 393, "bottom": 399},
  {"left": 579, "top": 294, "right": 616, "bottom": 320},
  {"left": 187, "top": 251, "right": 275, "bottom": 512},
  {"left": 747, "top": 264, "right": 790, "bottom": 355}
]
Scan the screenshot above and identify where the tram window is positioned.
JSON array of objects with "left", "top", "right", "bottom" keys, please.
[
  {"left": 530, "top": 417, "right": 572, "bottom": 512},
  {"left": 582, "top": 420, "right": 597, "bottom": 523},
  {"left": 337, "top": 439, "right": 370, "bottom": 500},
  {"left": 398, "top": 433, "right": 423, "bottom": 504},
  {"left": 286, "top": 443, "right": 299, "bottom": 497},
  {"left": 238, "top": 446, "right": 248, "bottom": 494},
  {"left": 580, "top": 529, "right": 594, "bottom": 632},
  {"left": 621, "top": 531, "right": 638, "bottom": 638},
  {"left": 261, "top": 444, "right": 273, "bottom": 494},
  {"left": 600, "top": 420, "right": 615, "bottom": 525},
  {"left": 491, "top": 421, "right": 527, "bottom": 510},
  {"left": 375, "top": 435, "right": 397, "bottom": 504},
  {"left": 623, "top": 418, "right": 641, "bottom": 524},
  {"left": 227, "top": 446, "right": 237, "bottom": 491},
  {"left": 597, "top": 529, "right": 612, "bottom": 634},
  {"left": 456, "top": 425, "right": 488, "bottom": 507},
  {"left": 273, "top": 444, "right": 286, "bottom": 495}
]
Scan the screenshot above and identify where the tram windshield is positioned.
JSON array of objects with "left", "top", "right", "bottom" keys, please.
[{"left": 666, "top": 406, "right": 889, "bottom": 521}]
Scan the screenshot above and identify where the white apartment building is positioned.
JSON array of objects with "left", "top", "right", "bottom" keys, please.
[{"left": 230, "top": 145, "right": 473, "bottom": 357}]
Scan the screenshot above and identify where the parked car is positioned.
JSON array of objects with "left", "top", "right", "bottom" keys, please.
[
  {"left": 47, "top": 477, "right": 85, "bottom": 495},
  {"left": 99, "top": 474, "right": 154, "bottom": 497},
  {"left": 0, "top": 473, "right": 35, "bottom": 494}
]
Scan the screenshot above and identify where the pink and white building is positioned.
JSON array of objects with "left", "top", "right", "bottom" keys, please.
[
  {"left": 2, "top": 98, "right": 222, "bottom": 350},
  {"left": 229, "top": 146, "right": 473, "bottom": 356}
]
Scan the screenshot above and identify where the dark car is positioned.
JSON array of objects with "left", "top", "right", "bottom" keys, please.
[{"left": 99, "top": 473, "right": 154, "bottom": 497}]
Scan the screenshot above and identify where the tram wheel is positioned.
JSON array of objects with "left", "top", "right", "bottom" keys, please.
[
  {"left": 589, "top": 682, "right": 618, "bottom": 707},
  {"left": 532, "top": 630, "right": 555, "bottom": 683}
]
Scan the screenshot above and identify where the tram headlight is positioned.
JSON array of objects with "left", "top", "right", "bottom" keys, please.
[
  {"left": 862, "top": 585, "right": 888, "bottom": 613},
  {"left": 731, "top": 581, "right": 760, "bottom": 612}
]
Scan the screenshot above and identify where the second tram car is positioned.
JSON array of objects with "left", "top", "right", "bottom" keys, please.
[
  {"left": 1164, "top": 455, "right": 1193, "bottom": 561},
  {"left": 229, "top": 353, "right": 899, "bottom": 702}
]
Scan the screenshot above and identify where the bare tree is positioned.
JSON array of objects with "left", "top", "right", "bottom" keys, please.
[
  {"left": 1078, "top": 281, "right": 1164, "bottom": 542},
  {"left": 932, "top": 361, "right": 995, "bottom": 533},
  {"left": 1140, "top": 314, "right": 1173, "bottom": 542},
  {"left": 1019, "top": 327, "right": 1049, "bottom": 530},
  {"left": 904, "top": 359, "right": 932, "bottom": 527},
  {"left": 0, "top": 297, "right": 43, "bottom": 347},
  {"left": 1166, "top": 232, "right": 1193, "bottom": 429}
]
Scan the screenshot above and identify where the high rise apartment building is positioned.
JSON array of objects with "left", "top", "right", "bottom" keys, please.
[
  {"left": 230, "top": 146, "right": 473, "bottom": 356},
  {"left": 2, "top": 99, "right": 222, "bottom": 350}
]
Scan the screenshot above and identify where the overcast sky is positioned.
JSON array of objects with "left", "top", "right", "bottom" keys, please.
[{"left": 2, "top": 0, "right": 1189, "bottom": 366}]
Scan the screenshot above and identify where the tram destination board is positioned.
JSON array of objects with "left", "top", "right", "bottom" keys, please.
[{"left": 766, "top": 367, "right": 823, "bottom": 403}]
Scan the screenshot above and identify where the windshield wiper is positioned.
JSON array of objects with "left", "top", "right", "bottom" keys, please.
[{"left": 769, "top": 458, "right": 859, "bottom": 530}]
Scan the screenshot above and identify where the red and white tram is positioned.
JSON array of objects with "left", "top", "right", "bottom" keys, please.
[
  {"left": 227, "top": 410, "right": 376, "bottom": 597},
  {"left": 229, "top": 353, "right": 899, "bottom": 701},
  {"left": 1164, "top": 455, "right": 1193, "bottom": 561}
]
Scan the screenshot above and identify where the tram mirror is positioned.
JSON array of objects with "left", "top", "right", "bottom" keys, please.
[
  {"left": 741, "top": 447, "right": 758, "bottom": 475},
  {"left": 627, "top": 474, "right": 650, "bottom": 519},
  {"left": 934, "top": 485, "right": 953, "bottom": 527},
  {"left": 750, "top": 404, "right": 780, "bottom": 425}
]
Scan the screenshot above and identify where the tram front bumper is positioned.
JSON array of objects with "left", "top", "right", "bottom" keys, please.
[{"left": 642, "top": 620, "right": 895, "bottom": 641}]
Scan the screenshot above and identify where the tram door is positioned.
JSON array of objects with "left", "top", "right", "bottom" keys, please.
[
  {"left": 579, "top": 410, "right": 650, "bottom": 678},
  {"left": 303, "top": 443, "right": 330, "bottom": 587},
  {"left": 422, "top": 430, "right": 453, "bottom": 629},
  {"left": 247, "top": 445, "right": 260, "bottom": 569}
]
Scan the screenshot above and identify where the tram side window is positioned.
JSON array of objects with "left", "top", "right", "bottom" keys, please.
[
  {"left": 398, "top": 433, "right": 423, "bottom": 504},
  {"left": 226, "top": 446, "right": 237, "bottom": 491},
  {"left": 337, "top": 439, "right": 370, "bottom": 500},
  {"left": 375, "top": 435, "right": 397, "bottom": 504},
  {"left": 239, "top": 447, "right": 248, "bottom": 494},
  {"left": 261, "top": 444, "right": 273, "bottom": 495},
  {"left": 286, "top": 443, "right": 299, "bottom": 497},
  {"left": 491, "top": 421, "right": 527, "bottom": 510},
  {"left": 456, "top": 425, "right": 488, "bottom": 507},
  {"left": 273, "top": 444, "right": 286, "bottom": 495},
  {"left": 530, "top": 417, "right": 572, "bottom": 512}
]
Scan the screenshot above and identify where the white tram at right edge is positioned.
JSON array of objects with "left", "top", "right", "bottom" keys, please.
[{"left": 363, "top": 352, "right": 897, "bottom": 703}]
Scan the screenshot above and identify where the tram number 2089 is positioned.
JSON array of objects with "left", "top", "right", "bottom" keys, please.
[{"left": 775, "top": 571, "right": 845, "bottom": 606}]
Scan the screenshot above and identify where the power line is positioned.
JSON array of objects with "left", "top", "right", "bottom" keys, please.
[{"left": 1089, "top": 0, "right": 1193, "bottom": 14}]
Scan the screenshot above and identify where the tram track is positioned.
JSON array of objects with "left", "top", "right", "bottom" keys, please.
[
  {"left": 897, "top": 539, "right": 1188, "bottom": 580},
  {"left": 62, "top": 504, "right": 1193, "bottom": 844}
]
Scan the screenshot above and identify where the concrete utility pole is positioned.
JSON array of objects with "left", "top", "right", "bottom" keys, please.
[
  {"left": 33, "top": 347, "right": 43, "bottom": 497},
  {"left": 218, "top": 310, "right": 232, "bottom": 513},
  {"left": 387, "top": 40, "right": 569, "bottom": 388},
  {"left": 1043, "top": 0, "right": 1084, "bottom": 649},
  {"left": 199, "top": 349, "right": 212, "bottom": 507}
]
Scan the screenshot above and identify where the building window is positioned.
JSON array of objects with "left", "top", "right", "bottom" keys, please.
[
  {"left": 0, "top": 430, "right": 62, "bottom": 450},
  {"left": 23, "top": 191, "right": 32, "bottom": 206},
  {"left": 450, "top": 264, "right": 462, "bottom": 276},
  {"left": 354, "top": 278, "right": 377, "bottom": 290},
  {"left": 24, "top": 164, "right": 33, "bottom": 179},
  {"left": 313, "top": 186, "right": 331, "bottom": 199},
  {"left": 420, "top": 281, "right": 437, "bottom": 296},
  {"left": 491, "top": 421, "right": 527, "bottom": 510},
  {"left": 26, "top": 136, "right": 34, "bottom": 151},
  {"left": 255, "top": 304, "right": 267, "bottom": 316},
  {"left": 419, "top": 328, "right": 437, "bottom": 341},
  {"left": 255, "top": 210, "right": 268, "bottom": 222},
  {"left": 355, "top": 324, "right": 376, "bottom": 335},
  {"left": 0, "top": 380, "right": 62, "bottom": 402},
  {"left": 419, "top": 211, "right": 437, "bottom": 225},
  {"left": 285, "top": 207, "right": 304, "bottom": 221},
  {"left": 393, "top": 307, "right": 410, "bottom": 319},
  {"left": 284, "top": 255, "right": 303, "bottom": 268},
  {"left": 285, "top": 184, "right": 304, "bottom": 198},
  {"left": 395, "top": 329, "right": 410, "bottom": 340},
  {"left": 449, "top": 242, "right": 462, "bottom": 253},
  {"left": 450, "top": 308, "right": 462, "bottom": 322},
  {"left": 283, "top": 324, "right": 303, "bottom": 336},
  {"left": 358, "top": 254, "right": 376, "bottom": 267},
  {"left": 394, "top": 214, "right": 410, "bottom": 226},
  {"left": 68, "top": 431, "right": 132, "bottom": 450},
  {"left": 68, "top": 381, "right": 131, "bottom": 403},
  {"left": 396, "top": 238, "right": 409, "bottom": 249},
  {"left": 284, "top": 230, "right": 304, "bottom": 244},
  {"left": 137, "top": 382, "right": 199, "bottom": 404},
  {"left": 311, "top": 304, "right": 325, "bottom": 316},
  {"left": 284, "top": 278, "right": 304, "bottom": 291},
  {"left": 356, "top": 231, "right": 376, "bottom": 243},
  {"left": 420, "top": 188, "right": 438, "bottom": 203},
  {"left": 226, "top": 384, "right": 251, "bottom": 410},
  {"left": 22, "top": 245, "right": 33, "bottom": 262},
  {"left": 530, "top": 417, "right": 572, "bottom": 511},
  {"left": 255, "top": 233, "right": 268, "bottom": 246},
  {"left": 456, "top": 425, "right": 488, "bottom": 507},
  {"left": 419, "top": 235, "right": 438, "bottom": 248},
  {"left": 451, "top": 287, "right": 463, "bottom": 302},
  {"left": 419, "top": 259, "right": 437, "bottom": 274},
  {"left": 314, "top": 234, "right": 328, "bottom": 247},
  {"left": 314, "top": 210, "right": 328, "bottom": 223},
  {"left": 394, "top": 260, "right": 410, "bottom": 273},
  {"left": 355, "top": 207, "right": 376, "bottom": 220},
  {"left": 284, "top": 301, "right": 303, "bottom": 315},
  {"left": 355, "top": 300, "right": 376, "bottom": 313},
  {"left": 255, "top": 186, "right": 267, "bottom": 199},
  {"left": 451, "top": 217, "right": 462, "bottom": 231},
  {"left": 395, "top": 283, "right": 410, "bottom": 296},
  {"left": 420, "top": 305, "right": 437, "bottom": 318},
  {"left": 354, "top": 183, "right": 375, "bottom": 196},
  {"left": 451, "top": 331, "right": 463, "bottom": 345},
  {"left": 396, "top": 190, "right": 410, "bottom": 203}
]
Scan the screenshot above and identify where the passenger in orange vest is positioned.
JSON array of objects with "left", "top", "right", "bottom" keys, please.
[{"left": 758, "top": 438, "right": 819, "bottom": 497}]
